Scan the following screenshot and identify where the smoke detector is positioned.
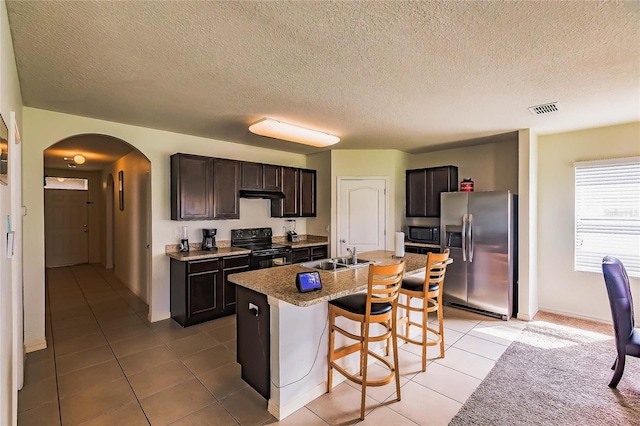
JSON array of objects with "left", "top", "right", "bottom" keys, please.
[{"left": 528, "top": 102, "right": 559, "bottom": 115}]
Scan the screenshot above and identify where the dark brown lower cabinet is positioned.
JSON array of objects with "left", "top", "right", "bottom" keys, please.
[
  {"left": 222, "top": 255, "right": 250, "bottom": 313},
  {"left": 170, "top": 255, "right": 249, "bottom": 326},
  {"left": 404, "top": 245, "right": 441, "bottom": 255},
  {"left": 236, "top": 286, "right": 270, "bottom": 399},
  {"left": 311, "top": 245, "right": 328, "bottom": 260},
  {"left": 292, "top": 247, "right": 311, "bottom": 263},
  {"left": 291, "top": 245, "right": 328, "bottom": 263}
]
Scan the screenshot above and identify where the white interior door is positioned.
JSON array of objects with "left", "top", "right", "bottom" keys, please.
[
  {"left": 337, "top": 178, "right": 387, "bottom": 257},
  {"left": 45, "top": 189, "right": 89, "bottom": 267}
]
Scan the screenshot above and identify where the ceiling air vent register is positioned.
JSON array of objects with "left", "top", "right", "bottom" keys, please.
[{"left": 528, "top": 102, "right": 560, "bottom": 115}]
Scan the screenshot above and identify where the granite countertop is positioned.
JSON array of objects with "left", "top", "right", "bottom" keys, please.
[
  {"left": 404, "top": 241, "right": 441, "bottom": 249},
  {"left": 166, "top": 247, "right": 251, "bottom": 261},
  {"left": 227, "top": 250, "right": 429, "bottom": 307}
]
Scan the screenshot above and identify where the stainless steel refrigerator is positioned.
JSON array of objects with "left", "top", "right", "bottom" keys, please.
[{"left": 440, "top": 191, "right": 517, "bottom": 320}]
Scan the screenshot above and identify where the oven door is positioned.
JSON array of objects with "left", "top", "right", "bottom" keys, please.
[{"left": 251, "top": 251, "right": 293, "bottom": 269}]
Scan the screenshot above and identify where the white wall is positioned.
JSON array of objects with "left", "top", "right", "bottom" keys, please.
[
  {"left": 409, "top": 138, "right": 519, "bottom": 192},
  {"left": 22, "top": 107, "right": 307, "bottom": 348},
  {"left": 1, "top": 1, "right": 23, "bottom": 423},
  {"left": 329, "top": 149, "right": 409, "bottom": 256},
  {"left": 306, "top": 151, "right": 331, "bottom": 238},
  {"left": 100, "top": 151, "right": 151, "bottom": 301},
  {"left": 538, "top": 122, "right": 640, "bottom": 322},
  {"left": 518, "top": 129, "right": 538, "bottom": 320},
  {"left": 406, "top": 138, "right": 519, "bottom": 229}
]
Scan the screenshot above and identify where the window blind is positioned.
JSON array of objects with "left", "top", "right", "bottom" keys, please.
[{"left": 575, "top": 159, "right": 640, "bottom": 277}]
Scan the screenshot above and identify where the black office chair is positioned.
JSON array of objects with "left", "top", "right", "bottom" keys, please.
[{"left": 602, "top": 256, "right": 640, "bottom": 388}]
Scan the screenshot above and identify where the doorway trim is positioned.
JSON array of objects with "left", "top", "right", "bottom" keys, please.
[
  {"left": 106, "top": 174, "right": 115, "bottom": 269},
  {"left": 335, "top": 176, "right": 390, "bottom": 257}
]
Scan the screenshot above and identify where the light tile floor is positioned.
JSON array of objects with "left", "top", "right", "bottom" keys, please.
[{"left": 18, "top": 264, "right": 528, "bottom": 426}]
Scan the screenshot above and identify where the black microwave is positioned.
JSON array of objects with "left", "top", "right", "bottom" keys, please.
[{"left": 407, "top": 226, "right": 440, "bottom": 244}]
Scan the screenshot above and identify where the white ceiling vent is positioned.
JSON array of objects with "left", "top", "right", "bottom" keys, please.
[{"left": 528, "top": 102, "right": 560, "bottom": 115}]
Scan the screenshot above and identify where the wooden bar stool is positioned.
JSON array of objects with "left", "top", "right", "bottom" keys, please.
[
  {"left": 397, "top": 249, "right": 451, "bottom": 372},
  {"left": 327, "top": 261, "right": 405, "bottom": 420}
]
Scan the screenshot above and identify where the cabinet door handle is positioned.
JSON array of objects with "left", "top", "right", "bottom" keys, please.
[{"left": 340, "top": 239, "right": 346, "bottom": 243}]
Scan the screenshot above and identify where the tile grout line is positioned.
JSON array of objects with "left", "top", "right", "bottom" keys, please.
[
  {"left": 89, "top": 264, "right": 149, "bottom": 320},
  {"left": 387, "top": 311, "right": 515, "bottom": 422},
  {"left": 44, "top": 274, "right": 64, "bottom": 426},
  {"left": 90, "top": 262, "right": 245, "bottom": 424},
  {"left": 65, "top": 265, "right": 153, "bottom": 426},
  {"left": 88, "top": 265, "right": 247, "bottom": 425},
  {"left": 43, "top": 265, "right": 519, "bottom": 426}
]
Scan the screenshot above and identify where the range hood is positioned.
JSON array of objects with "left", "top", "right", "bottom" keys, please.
[{"left": 239, "top": 189, "right": 285, "bottom": 199}]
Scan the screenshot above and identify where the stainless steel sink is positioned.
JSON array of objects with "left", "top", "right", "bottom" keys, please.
[
  {"left": 333, "top": 257, "right": 371, "bottom": 267},
  {"left": 300, "top": 259, "right": 350, "bottom": 272},
  {"left": 300, "top": 257, "right": 374, "bottom": 272}
]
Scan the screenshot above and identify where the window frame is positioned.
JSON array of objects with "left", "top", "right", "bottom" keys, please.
[{"left": 574, "top": 156, "right": 640, "bottom": 278}]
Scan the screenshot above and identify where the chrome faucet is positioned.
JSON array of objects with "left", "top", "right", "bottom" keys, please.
[{"left": 347, "top": 247, "right": 357, "bottom": 263}]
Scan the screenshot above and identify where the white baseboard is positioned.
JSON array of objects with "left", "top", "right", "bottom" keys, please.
[
  {"left": 268, "top": 366, "right": 352, "bottom": 420},
  {"left": 149, "top": 310, "right": 171, "bottom": 323},
  {"left": 516, "top": 313, "right": 532, "bottom": 321},
  {"left": 269, "top": 381, "right": 328, "bottom": 420},
  {"left": 25, "top": 339, "right": 47, "bottom": 353},
  {"left": 537, "top": 307, "right": 611, "bottom": 324}
]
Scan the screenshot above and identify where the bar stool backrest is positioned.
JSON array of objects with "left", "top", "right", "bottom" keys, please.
[
  {"left": 366, "top": 261, "right": 406, "bottom": 316},
  {"left": 424, "top": 249, "right": 450, "bottom": 293}
]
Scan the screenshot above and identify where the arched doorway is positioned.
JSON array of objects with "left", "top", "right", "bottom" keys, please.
[{"left": 43, "top": 134, "right": 152, "bottom": 303}]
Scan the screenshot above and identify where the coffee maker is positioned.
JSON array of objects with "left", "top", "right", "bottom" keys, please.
[
  {"left": 201, "top": 229, "right": 218, "bottom": 251},
  {"left": 285, "top": 220, "right": 299, "bottom": 243}
]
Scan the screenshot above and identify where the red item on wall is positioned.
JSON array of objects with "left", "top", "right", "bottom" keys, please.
[{"left": 460, "top": 178, "right": 474, "bottom": 192}]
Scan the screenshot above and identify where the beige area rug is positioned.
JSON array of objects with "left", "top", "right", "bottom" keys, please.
[{"left": 449, "top": 312, "right": 640, "bottom": 426}]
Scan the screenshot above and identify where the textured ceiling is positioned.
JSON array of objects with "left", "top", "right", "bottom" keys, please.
[{"left": 6, "top": 1, "right": 640, "bottom": 155}]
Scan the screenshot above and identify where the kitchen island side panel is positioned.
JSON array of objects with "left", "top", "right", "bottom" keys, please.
[{"left": 236, "top": 285, "right": 271, "bottom": 399}]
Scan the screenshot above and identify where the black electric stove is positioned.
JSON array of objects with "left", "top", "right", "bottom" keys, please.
[{"left": 231, "top": 228, "right": 292, "bottom": 269}]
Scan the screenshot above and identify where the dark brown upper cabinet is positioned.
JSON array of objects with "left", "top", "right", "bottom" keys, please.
[
  {"left": 240, "top": 162, "right": 282, "bottom": 192},
  {"left": 271, "top": 167, "right": 299, "bottom": 217},
  {"left": 171, "top": 154, "right": 214, "bottom": 220},
  {"left": 406, "top": 166, "right": 458, "bottom": 217},
  {"left": 213, "top": 159, "right": 240, "bottom": 219},
  {"left": 240, "top": 162, "right": 263, "bottom": 190},
  {"left": 271, "top": 167, "right": 317, "bottom": 218},
  {"left": 172, "top": 153, "right": 316, "bottom": 220},
  {"left": 300, "top": 169, "right": 316, "bottom": 217},
  {"left": 263, "top": 164, "right": 281, "bottom": 191}
]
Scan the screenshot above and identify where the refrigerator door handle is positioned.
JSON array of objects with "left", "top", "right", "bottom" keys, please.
[
  {"left": 468, "top": 213, "right": 474, "bottom": 263},
  {"left": 461, "top": 213, "right": 467, "bottom": 262}
]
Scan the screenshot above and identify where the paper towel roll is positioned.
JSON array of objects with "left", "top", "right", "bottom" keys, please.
[{"left": 395, "top": 232, "right": 405, "bottom": 258}]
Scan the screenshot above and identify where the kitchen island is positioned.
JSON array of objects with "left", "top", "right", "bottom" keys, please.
[{"left": 227, "top": 250, "right": 429, "bottom": 420}]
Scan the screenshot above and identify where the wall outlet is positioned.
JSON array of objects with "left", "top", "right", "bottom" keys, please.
[
  {"left": 249, "top": 302, "right": 259, "bottom": 316},
  {"left": 325, "top": 225, "right": 330, "bottom": 232}
]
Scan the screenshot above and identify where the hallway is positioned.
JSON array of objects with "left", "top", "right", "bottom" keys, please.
[{"left": 17, "top": 264, "right": 258, "bottom": 425}]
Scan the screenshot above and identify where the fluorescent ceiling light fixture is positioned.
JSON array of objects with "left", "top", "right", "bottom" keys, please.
[
  {"left": 249, "top": 118, "right": 339, "bottom": 147},
  {"left": 73, "top": 154, "right": 86, "bottom": 164}
]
